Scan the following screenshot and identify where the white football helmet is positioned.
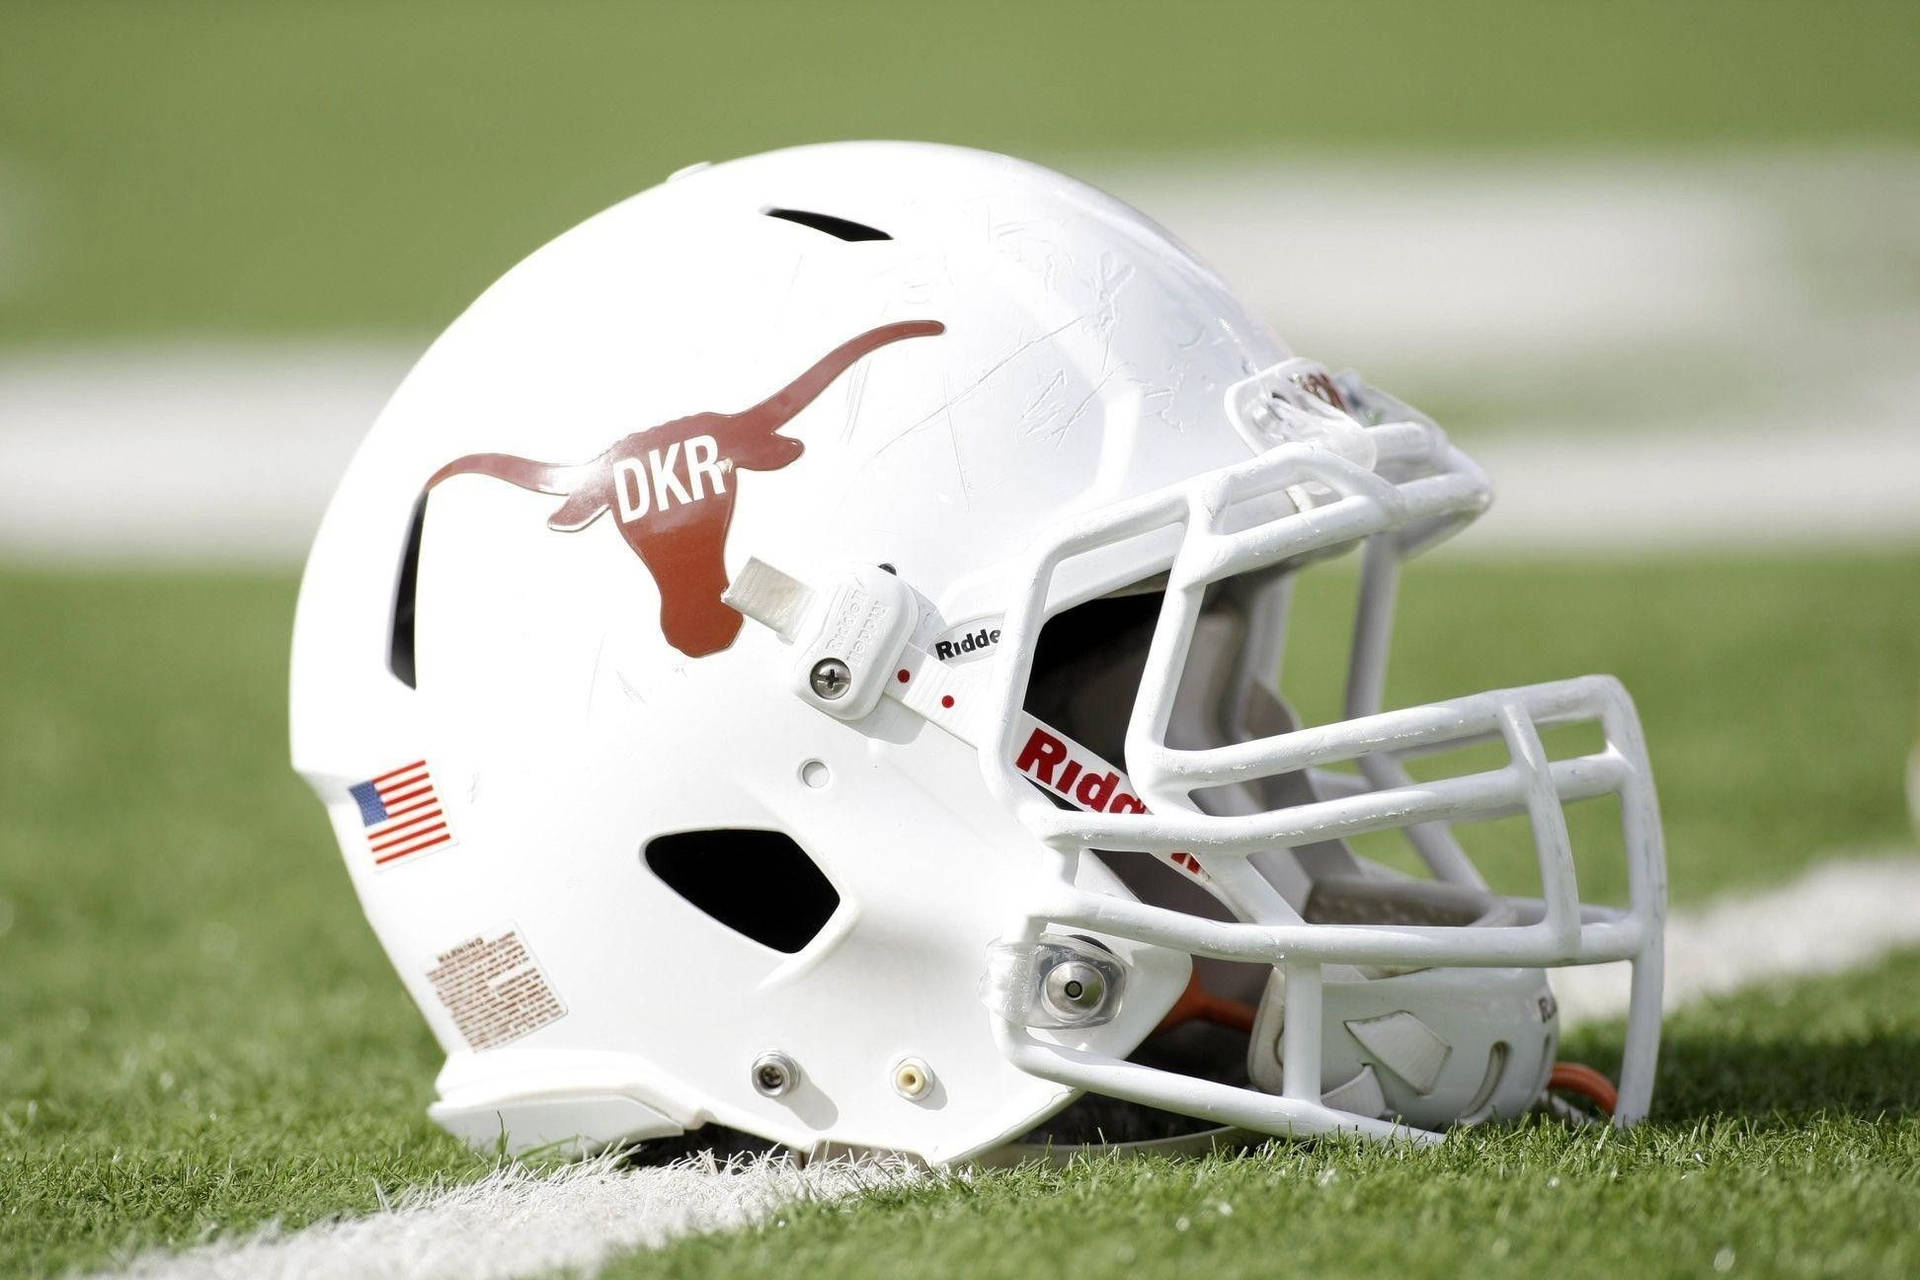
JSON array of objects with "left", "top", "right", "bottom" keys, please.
[{"left": 291, "top": 142, "right": 1666, "bottom": 1165}]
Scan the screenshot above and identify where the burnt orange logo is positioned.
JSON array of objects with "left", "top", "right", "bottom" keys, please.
[{"left": 428, "top": 320, "right": 944, "bottom": 656}]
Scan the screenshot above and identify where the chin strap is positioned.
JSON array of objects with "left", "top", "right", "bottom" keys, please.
[
  {"left": 1548, "top": 1061, "right": 1619, "bottom": 1116},
  {"left": 1155, "top": 972, "right": 1258, "bottom": 1034}
]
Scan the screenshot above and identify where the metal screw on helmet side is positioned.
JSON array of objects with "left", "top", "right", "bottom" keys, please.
[
  {"left": 751, "top": 1050, "right": 801, "bottom": 1097},
  {"left": 809, "top": 658, "right": 852, "bottom": 700}
]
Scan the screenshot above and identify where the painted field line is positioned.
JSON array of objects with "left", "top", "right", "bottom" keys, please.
[
  {"left": 1554, "top": 854, "right": 1920, "bottom": 1027},
  {"left": 90, "top": 855, "right": 1920, "bottom": 1280},
  {"left": 87, "top": 1150, "right": 926, "bottom": 1280}
]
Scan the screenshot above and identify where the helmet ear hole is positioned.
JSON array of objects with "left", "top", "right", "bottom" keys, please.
[{"left": 643, "top": 829, "right": 840, "bottom": 954}]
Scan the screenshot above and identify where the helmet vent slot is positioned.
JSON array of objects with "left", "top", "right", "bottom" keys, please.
[
  {"left": 644, "top": 829, "right": 840, "bottom": 954},
  {"left": 388, "top": 497, "right": 427, "bottom": 689},
  {"left": 762, "top": 207, "right": 892, "bottom": 242}
]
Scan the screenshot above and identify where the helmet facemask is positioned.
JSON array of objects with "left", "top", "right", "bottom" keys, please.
[{"left": 959, "top": 362, "right": 1666, "bottom": 1147}]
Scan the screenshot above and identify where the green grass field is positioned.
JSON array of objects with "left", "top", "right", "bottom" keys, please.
[
  {"left": 640, "top": 957, "right": 1920, "bottom": 1279},
  {"left": 1, "top": 557, "right": 1914, "bottom": 1276},
  {"left": 4, "top": 2, "right": 1919, "bottom": 1275}
]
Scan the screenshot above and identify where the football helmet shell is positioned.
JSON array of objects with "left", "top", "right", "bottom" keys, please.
[{"left": 291, "top": 142, "right": 1666, "bottom": 1164}]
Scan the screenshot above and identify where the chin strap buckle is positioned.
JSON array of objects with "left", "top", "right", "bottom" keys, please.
[{"left": 725, "top": 557, "right": 988, "bottom": 740}]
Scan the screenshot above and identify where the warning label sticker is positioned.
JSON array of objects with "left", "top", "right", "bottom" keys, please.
[{"left": 425, "top": 927, "right": 567, "bottom": 1051}]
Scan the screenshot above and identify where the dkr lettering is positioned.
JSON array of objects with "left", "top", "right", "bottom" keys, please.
[
  {"left": 610, "top": 436, "right": 729, "bottom": 522},
  {"left": 425, "top": 321, "right": 943, "bottom": 657},
  {"left": 1015, "top": 725, "right": 1149, "bottom": 815},
  {"left": 933, "top": 625, "right": 1001, "bottom": 663}
]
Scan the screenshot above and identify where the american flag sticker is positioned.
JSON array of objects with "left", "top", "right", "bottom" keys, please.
[{"left": 348, "top": 760, "right": 455, "bottom": 867}]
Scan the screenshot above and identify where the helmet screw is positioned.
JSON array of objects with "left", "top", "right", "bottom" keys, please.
[
  {"left": 751, "top": 1050, "right": 800, "bottom": 1098},
  {"left": 892, "top": 1056, "right": 934, "bottom": 1101},
  {"left": 809, "top": 658, "right": 852, "bottom": 700},
  {"left": 1041, "top": 958, "right": 1109, "bottom": 1021}
]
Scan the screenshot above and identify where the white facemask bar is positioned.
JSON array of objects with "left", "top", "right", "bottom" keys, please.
[{"left": 978, "top": 366, "right": 1667, "bottom": 1142}]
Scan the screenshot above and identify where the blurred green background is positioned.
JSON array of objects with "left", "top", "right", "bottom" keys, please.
[{"left": 4, "top": 0, "right": 1919, "bottom": 343}]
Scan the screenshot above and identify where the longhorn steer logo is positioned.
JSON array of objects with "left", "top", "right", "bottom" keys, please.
[{"left": 426, "top": 320, "right": 944, "bottom": 657}]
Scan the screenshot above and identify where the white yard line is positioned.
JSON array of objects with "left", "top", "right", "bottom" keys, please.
[
  {"left": 4, "top": 151, "right": 1917, "bottom": 563},
  {"left": 1087, "top": 150, "right": 1920, "bottom": 374},
  {"left": 88, "top": 854, "right": 1920, "bottom": 1280},
  {"left": 0, "top": 341, "right": 411, "bottom": 565},
  {"left": 4, "top": 345, "right": 1912, "bottom": 563},
  {"left": 87, "top": 1151, "right": 927, "bottom": 1280},
  {"left": 1458, "top": 421, "right": 1920, "bottom": 554},
  {"left": 1553, "top": 855, "right": 1920, "bottom": 1027}
]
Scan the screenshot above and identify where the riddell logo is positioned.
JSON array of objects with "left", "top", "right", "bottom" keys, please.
[
  {"left": 426, "top": 320, "right": 944, "bottom": 657},
  {"left": 932, "top": 624, "right": 1002, "bottom": 663},
  {"left": 1015, "top": 726, "right": 1148, "bottom": 815},
  {"left": 1013, "top": 719, "right": 1208, "bottom": 879}
]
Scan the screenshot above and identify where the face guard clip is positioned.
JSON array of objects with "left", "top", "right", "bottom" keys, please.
[{"left": 981, "top": 934, "right": 1128, "bottom": 1030}]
